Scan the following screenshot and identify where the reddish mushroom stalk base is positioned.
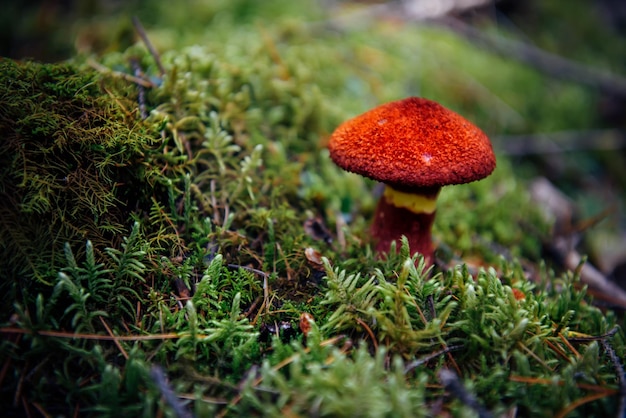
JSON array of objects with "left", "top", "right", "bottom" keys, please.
[{"left": 371, "top": 185, "right": 440, "bottom": 265}]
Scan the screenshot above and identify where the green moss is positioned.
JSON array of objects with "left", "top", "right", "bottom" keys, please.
[
  {"left": 435, "top": 159, "right": 549, "bottom": 262},
  {"left": 1, "top": 1, "right": 624, "bottom": 417},
  {"left": 0, "top": 60, "right": 157, "bottom": 287}
]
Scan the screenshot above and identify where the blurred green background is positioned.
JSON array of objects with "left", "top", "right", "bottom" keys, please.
[{"left": 3, "top": 0, "right": 626, "bottom": 283}]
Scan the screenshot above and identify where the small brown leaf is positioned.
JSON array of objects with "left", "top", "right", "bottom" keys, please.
[
  {"left": 304, "top": 247, "right": 325, "bottom": 271},
  {"left": 299, "top": 312, "right": 315, "bottom": 336}
]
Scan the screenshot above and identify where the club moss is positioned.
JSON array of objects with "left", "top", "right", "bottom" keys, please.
[{"left": 1, "top": 1, "right": 624, "bottom": 416}]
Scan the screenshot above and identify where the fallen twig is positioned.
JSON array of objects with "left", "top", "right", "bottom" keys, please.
[
  {"left": 0, "top": 327, "right": 180, "bottom": 341},
  {"left": 99, "top": 316, "right": 129, "bottom": 360},
  {"left": 132, "top": 16, "right": 166, "bottom": 77},
  {"left": 129, "top": 57, "right": 148, "bottom": 119},
  {"left": 600, "top": 336, "right": 626, "bottom": 418},
  {"left": 87, "top": 58, "right": 154, "bottom": 88},
  {"left": 437, "top": 16, "right": 626, "bottom": 98},
  {"left": 529, "top": 177, "right": 626, "bottom": 308},
  {"left": 438, "top": 368, "right": 493, "bottom": 418},
  {"left": 322, "top": 1, "right": 626, "bottom": 97},
  {"left": 566, "top": 326, "right": 619, "bottom": 343},
  {"left": 151, "top": 365, "right": 194, "bottom": 418},
  {"left": 563, "top": 250, "right": 626, "bottom": 308},
  {"left": 404, "top": 345, "right": 463, "bottom": 374}
]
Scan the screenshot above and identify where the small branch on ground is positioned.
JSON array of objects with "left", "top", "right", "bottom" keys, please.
[
  {"left": 132, "top": 16, "right": 166, "bottom": 77},
  {"left": 438, "top": 368, "right": 493, "bottom": 418}
]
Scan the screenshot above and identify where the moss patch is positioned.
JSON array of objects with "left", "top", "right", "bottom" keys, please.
[{"left": 1, "top": 2, "right": 624, "bottom": 416}]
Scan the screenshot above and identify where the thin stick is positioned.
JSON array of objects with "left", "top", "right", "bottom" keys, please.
[
  {"left": 130, "top": 57, "right": 148, "bottom": 119},
  {"left": 99, "top": 317, "right": 129, "bottom": 360},
  {"left": 518, "top": 341, "right": 553, "bottom": 372},
  {"left": 0, "top": 327, "right": 180, "bottom": 341},
  {"left": 177, "top": 393, "right": 228, "bottom": 405},
  {"left": 510, "top": 374, "right": 618, "bottom": 393},
  {"left": 132, "top": 16, "right": 166, "bottom": 77},
  {"left": 544, "top": 339, "right": 572, "bottom": 363},
  {"left": 558, "top": 332, "right": 581, "bottom": 358},
  {"left": 151, "top": 366, "right": 194, "bottom": 418},
  {"left": 555, "top": 391, "right": 617, "bottom": 418},
  {"left": 136, "top": 301, "right": 142, "bottom": 329},
  {"left": 567, "top": 326, "right": 619, "bottom": 343},
  {"left": 354, "top": 317, "right": 378, "bottom": 352},
  {"left": 600, "top": 338, "right": 626, "bottom": 418},
  {"left": 87, "top": 58, "right": 154, "bottom": 87},
  {"left": 438, "top": 368, "right": 493, "bottom": 418},
  {"left": 227, "top": 264, "right": 269, "bottom": 279},
  {"left": 322, "top": 3, "right": 626, "bottom": 97},
  {"left": 31, "top": 402, "right": 51, "bottom": 418},
  {"left": 404, "top": 344, "right": 463, "bottom": 374},
  {"left": 437, "top": 16, "right": 626, "bottom": 98}
]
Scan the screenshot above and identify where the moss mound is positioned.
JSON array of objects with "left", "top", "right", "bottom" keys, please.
[
  {"left": 0, "top": 2, "right": 625, "bottom": 416},
  {"left": 0, "top": 60, "right": 155, "bottom": 285}
]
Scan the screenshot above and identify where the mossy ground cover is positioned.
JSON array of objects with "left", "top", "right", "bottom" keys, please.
[{"left": 1, "top": 1, "right": 625, "bottom": 417}]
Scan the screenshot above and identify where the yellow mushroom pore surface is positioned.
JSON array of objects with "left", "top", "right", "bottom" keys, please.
[{"left": 383, "top": 186, "right": 439, "bottom": 214}]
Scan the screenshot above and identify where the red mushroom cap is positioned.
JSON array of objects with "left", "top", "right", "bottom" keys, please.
[{"left": 328, "top": 97, "right": 496, "bottom": 190}]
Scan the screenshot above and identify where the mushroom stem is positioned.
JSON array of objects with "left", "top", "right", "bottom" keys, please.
[{"left": 371, "top": 186, "right": 440, "bottom": 264}]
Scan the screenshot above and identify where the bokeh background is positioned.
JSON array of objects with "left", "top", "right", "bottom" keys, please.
[{"left": 3, "top": 0, "right": 626, "bottom": 288}]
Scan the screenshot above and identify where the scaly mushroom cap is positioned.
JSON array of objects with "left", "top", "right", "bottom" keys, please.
[{"left": 328, "top": 97, "right": 496, "bottom": 190}]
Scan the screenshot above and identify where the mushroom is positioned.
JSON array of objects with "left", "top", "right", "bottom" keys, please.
[{"left": 328, "top": 97, "right": 496, "bottom": 265}]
